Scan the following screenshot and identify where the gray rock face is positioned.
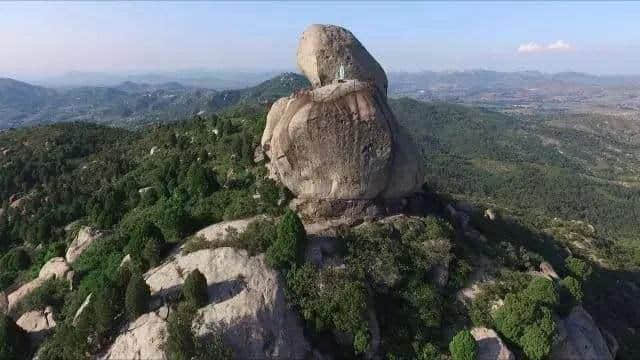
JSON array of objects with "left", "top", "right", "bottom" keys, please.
[
  {"left": 471, "top": 327, "right": 515, "bottom": 360},
  {"left": 297, "top": 24, "right": 388, "bottom": 94},
  {"left": 551, "top": 306, "right": 613, "bottom": 360},
  {"left": 263, "top": 33, "right": 424, "bottom": 202}
]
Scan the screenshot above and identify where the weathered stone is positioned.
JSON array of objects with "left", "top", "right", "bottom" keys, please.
[
  {"left": 105, "top": 247, "right": 310, "bottom": 359},
  {"left": 297, "top": 24, "right": 388, "bottom": 94},
  {"left": 39, "top": 257, "right": 71, "bottom": 280},
  {"left": 551, "top": 306, "right": 613, "bottom": 360},
  {"left": 66, "top": 226, "right": 104, "bottom": 264},
  {"left": 73, "top": 293, "right": 92, "bottom": 326},
  {"left": 99, "top": 306, "right": 169, "bottom": 360},
  {"left": 119, "top": 254, "right": 132, "bottom": 268},
  {"left": 8, "top": 278, "right": 45, "bottom": 312},
  {"left": 193, "top": 215, "right": 268, "bottom": 245},
  {"left": 540, "top": 262, "right": 560, "bottom": 280},
  {"left": 16, "top": 306, "right": 56, "bottom": 345},
  {"left": 262, "top": 25, "right": 423, "bottom": 209},
  {"left": 471, "top": 327, "right": 515, "bottom": 360},
  {"left": 485, "top": 208, "right": 498, "bottom": 221}
]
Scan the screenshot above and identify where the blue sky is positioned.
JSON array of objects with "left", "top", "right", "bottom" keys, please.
[{"left": 2, "top": 1, "right": 639, "bottom": 77}]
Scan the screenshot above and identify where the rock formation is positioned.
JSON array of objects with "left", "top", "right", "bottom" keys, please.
[
  {"left": 551, "top": 306, "right": 614, "bottom": 360},
  {"left": 103, "top": 247, "right": 310, "bottom": 359},
  {"left": 8, "top": 257, "right": 71, "bottom": 312},
  {"left": 65, "top": 226, "right": 104, "bottom": 264},
  {"left": 16, "top": 306, "right": 57, "bottom": 345},
  {"left": 261, "top": 24, "right": 423, "bottom": 213},
  {"left": 471, "top": 327, "right": 515, "bottom": 360}
]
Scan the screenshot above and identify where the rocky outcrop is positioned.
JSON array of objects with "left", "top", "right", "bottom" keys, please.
[
  {"left": 193, "top": 216, "right": 267, "bottom": 244},
  {"left": 38, "top": 257, "right": 71, "bottom": 280},
  {"left": 65, "top": 226, "right": 104, "bottom": 263},
  {"left": 16, "top": 306, "right": 56, "bottom": 345},
  {"left": 471, "top": 327, "right": 515, "bottom": 360},
  {"left": 8, "top": 257, "right": 71, "bottom": 312},
  {"left": 104, "top": 247, "right": 310, "bottom": 359},
  {"left": 262, "top": 24, "right": 423, "bottom": 209},
  {"left": 297, "top": 24, "right": 388, "bottom": 94},
  {"left": 100, "top": 306, "right": 169, "bottom": 360},
  {"left": 551, "top": 306, "right": 613, "bottom": 360}
]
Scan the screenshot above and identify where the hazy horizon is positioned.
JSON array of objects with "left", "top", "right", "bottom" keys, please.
[{"left": 3, "top": 1, "right": 640, "bottom": 80}]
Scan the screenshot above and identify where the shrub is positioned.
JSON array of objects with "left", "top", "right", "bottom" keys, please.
[
  {"left": 561, "top": 276, "right": 583, "bottom": 303},
  {"left": 142, "top": 236, "right": 164, "bottom": 267},
  {"left": 125, "top": 273, "right": 151, "bottom": 320},
  {"left": 183, "top": 269, "right": 208, "bottom": 307},
  {"left": 94, "top": 284, "right": 123, "bottom": 339},
  {"left": 266, "top": 210, "right": 306, "bottom": 269},
  {"left": 522, "top": 277, "right": 558, "bottom": 307},
  {"left": 519, "top": 308, "right": 556, "bottom": 360},
  {"left": 285, "top": 264, "right": 369, "bottom": 354},
  {"left": 165, "top": 302, "right": 197, "bottom": 360},
  {"left": 449, "top": 329, "right": 477, "bottom": 360},
  {"left": 417, "top": 343, "right": 441, "bottom": 360},
  {"left": 565, "top": 256, "right": 592, "bottom": 281},
  {"left": 493, "top": 294, "right": 537, "bottom": 344},
  {"left": 402, "top": 281, "right": 442, "bottom": 328},
  {"left": 0, "top": 313, "right": 29, "bottom": 360},
  {"left": 0, "top": 248, "right": 31, "bottom": 272},
  {"left": 16, "top": 278, "right": 68, "bottom": 315}
]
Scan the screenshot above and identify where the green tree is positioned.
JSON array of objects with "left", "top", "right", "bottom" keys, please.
[
  {"left": 417, "top": 343, "right": 441, "bottom": 360},
  {"left": 165, "top": 302, "right": 197, "bottom": 360},
  {"left": 561, "top": 276, "right": 583, "bottom": 303},
  {"left": 449, "top": 329, "right": 477, "bottom": 360},
  {"left": 186, "top": 163, "right": 219, "bottom": 197},
  {"left": 565, "top": 257, "right": 592, "bottom": 281},
  {"left": 183, "top": 269, "right": 208, "bottom": 307},
  {"left": 0, "top": 313, "right": 29, "bottom": 360},
  {"left": 142, "top": 236, "right": 164, "bottom": 267},
  {"left": 266, "top": 210, "right": 306, "bottom": 269},
  {"left": 522, "top": 277, "right": 558, "bottom": 307},
  {"left": 125, "top": 273, "right": 151, "bottom": 320},
  {"left": 519, "top": 309, "right": 556, "bottom": 360}
]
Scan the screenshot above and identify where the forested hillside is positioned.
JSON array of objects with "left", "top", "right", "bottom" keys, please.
[
  {"left": 392, "top": 98, "right": 640, "bottom": 268},
  {"left": 0, "top": 76, "right": 639, "bottom": 359}
]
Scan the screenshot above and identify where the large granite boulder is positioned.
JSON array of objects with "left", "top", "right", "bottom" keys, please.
[
  {"left": 262, "top": 25, "right": 423, "bottom": 205},
  {"left": 16, "top": 306, "right": 56, "bottom": 345},
  {"left": 8, "top": 257, "right": 71, "bottom": 312},
  {"left": 103, "top": 247, "right": 310, "bottom": 359},
  {"left": 551, "top": 306, "right": 613, "bottom": 360},
  {"left": 297, "top": 24, "right": 388, "bottom": 94}
]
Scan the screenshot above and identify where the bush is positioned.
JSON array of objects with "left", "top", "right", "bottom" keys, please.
[
  {"left": 142, "top": 237, "right": 164, "bottom": 267},
  {"left": 402, "top": 281, "right": 442, "bottom": 328},
  {"left": 0, "top": 248, "right": 31, "bottom": 272},
  {"left": 0, "top": 313, "right": 29, "bottom": 360},
  {"left": 285, "top": 264, "right": 369, "bottom": 354},
  {"left": 16, "top": 278, "right": 69, "bottom": 315},
  {"left": 417, "top": 343, "right": 441, "bottom": 360},
  {"left": 266, "top": 210, "right": 306, "bottom": 269},
  {"left": 125, "top": 273, "right": 151, "bottom": 320},
  {"left": 561, "top": 276, "right": 583, "bottom": 303},
  {"left": 93, "top": 284, "right": 123, "bottom": 339},
  {"left": 449, "top": 329, "right": 477, "bottom": 360},
  {"left": 183, "top": 269, "right": 208, "bottom": 307},
  {"left": 519, "top": 308, "right": 556, "bottom": 360},
  {"left": 165, "top": 302, "right": 197, "bottom": 360},
  {"left": 565, "top": 256, "right": 592, "bottom": 281},
  {"left": 522, "top": 277, "right": 558, "bottom": 307}
]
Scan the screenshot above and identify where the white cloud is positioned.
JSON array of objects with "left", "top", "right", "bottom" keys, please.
[{"left": 518, "top": 40, "right": 573, "bottom": 53}]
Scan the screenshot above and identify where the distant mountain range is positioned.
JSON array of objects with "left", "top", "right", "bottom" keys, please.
[
  {"left": 3, "top": 69, "right": 640, "bottom": 129},
  {"left": 0, "top": 73, "right": 309, "bottom": 129}
]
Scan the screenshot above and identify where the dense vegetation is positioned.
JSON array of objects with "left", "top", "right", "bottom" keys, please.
[{"left": 0, "top": 75, "right": 639, "bottom": 359}]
